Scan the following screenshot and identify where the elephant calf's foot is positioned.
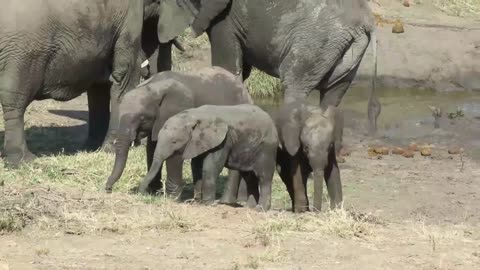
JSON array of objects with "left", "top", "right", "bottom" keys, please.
[
  {"left": 219, "top": 193, "right": 237, "bottom": 205},
  {"left": 2, "top": 149, "right": 37, "bottom": 168}
]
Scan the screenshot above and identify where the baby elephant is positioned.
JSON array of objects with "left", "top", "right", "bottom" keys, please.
[
  {"left": 275, "top": 102, "right": 343, "bottom": 213},
  {"left": 105, "top": 66, "right": 253, "bottom": 194},
  {"left": 138, "top": 104, "right": 279, "bottom": 211}
]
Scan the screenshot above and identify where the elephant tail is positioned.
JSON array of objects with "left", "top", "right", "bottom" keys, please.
[{"left": 367, "top": 29, "right": 381, "bottom": 135}]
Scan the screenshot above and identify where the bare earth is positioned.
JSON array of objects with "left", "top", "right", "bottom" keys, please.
[{"left": 1, "top": 1, "right": 480, "bottom": 269}]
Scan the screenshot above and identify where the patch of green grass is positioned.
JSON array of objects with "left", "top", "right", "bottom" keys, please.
[{"left": 245, "top": 69, "right": 283, "bottom": 99}]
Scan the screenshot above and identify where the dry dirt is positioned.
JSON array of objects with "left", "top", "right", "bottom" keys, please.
[{"left": 1, "top": 1, "right": 480, "bottom": 269}]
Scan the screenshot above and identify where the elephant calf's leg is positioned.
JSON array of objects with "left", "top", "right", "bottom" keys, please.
[
  {"left": 165, "top": 154, "right": 185, "bottom": 199},
  {"left": 201, "top": 149, "right": 228, "bottom": 204},
  {"left": 324, "top": 150, "right": 343, "bottom": 210},
  {"left": 290, "top": 155, "right": 309, "bottom": 213},
  {"left": 191, "top": 157, "right": 204, "bottom": 200},
  {"left": 219, "top": 169, "right": 241, "bottom": 204}
]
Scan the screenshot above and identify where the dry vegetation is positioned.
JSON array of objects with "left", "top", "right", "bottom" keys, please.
[
  {"left": 1, "top": 1, "right": 480, "bottom": 269},
  {"left": 421, "top": 0, "right": 480, "bottom": 16}
]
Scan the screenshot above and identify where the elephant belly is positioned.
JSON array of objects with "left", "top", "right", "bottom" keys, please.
[
  {"left": 39, "top": 51, "right": 112, "bottom": 101},
  {"left": 226, "top": 142, "right": 262, "bottom": 172}
]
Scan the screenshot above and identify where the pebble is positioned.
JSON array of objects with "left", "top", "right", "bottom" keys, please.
[
  {"left": 420, "top": 148, "right": 432, "bottom": 157},
  {"left": 392, "top": 19, "right": 405, "bottom": 34},
  {"left": 339, "top": 148, "right": 352, "bottom": 157},
  {"left": 448, "top": 146, "right": 464, "bottom": 155},
  {"left": 408, "top": 143, "right": 419, "bottom": 152},
  {"left": 402, "top": 150, "right": 415, "bottom": 158},
  {"left": 392, "top": 147, "right": 405, "bottom": 155}
]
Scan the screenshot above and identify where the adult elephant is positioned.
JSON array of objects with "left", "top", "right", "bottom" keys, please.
[
  {"left": 0, "top": 0, "right": 182, "bottom": 167},
  {"left": 156, "top": 0, "right": 381, "bottom": 137}
]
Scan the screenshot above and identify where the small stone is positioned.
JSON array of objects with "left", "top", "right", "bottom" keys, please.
[
  {"left": 420, "top": 148, "right": 432, "bottom": 157},
  {"left": 403, "top": 0, "right": 410, "bottom": 7},
  {"left": 339, "top": 148, "right": 352, "bottom": 157},
  {"left": 336, "top": 156, "right": 346, "bottom": 163},
  {"left": 402, "top": 150, "right": 415, "bottom": 158},
  {"left": 392, "top": 19, "right": 405, "bottom": 34},
  {"left": 392, "top": 147, "right": 405, "bottom": 155},
  {"left": 408, "top": 143, "right": 419, "bottom": 152},
  {"left": 367, "top": 148, "right": 378, "bottom": 157},
  {"left": 448, "top": 146, "right": 464, "bottom": 155},
  {"left": 376, "top": 147, "right": 390, "bottom": 155}
]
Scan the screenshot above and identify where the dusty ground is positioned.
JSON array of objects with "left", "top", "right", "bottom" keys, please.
[{"left": 2, "top": 1, "right": 480, "bottom": 269}]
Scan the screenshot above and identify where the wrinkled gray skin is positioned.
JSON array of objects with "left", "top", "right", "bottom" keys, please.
[
  {"left": 138, "top": 104, "right": 278, "bottom": 211},
  {"left": 0, "top": 0, "right": 181, "bottom": 167},
  {"left": 156, "top": 0, "right": 381, "bottom": 140},
  {"left": 274, "top": 102, "right": 342, "bottom": 212},
  {"left": 105, "top": 66, "right": 253, "bottom": 195}
]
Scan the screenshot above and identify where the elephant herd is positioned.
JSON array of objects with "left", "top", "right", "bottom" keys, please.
[{"left": 1, "top": 0, "right": 379, "bottom": 212}]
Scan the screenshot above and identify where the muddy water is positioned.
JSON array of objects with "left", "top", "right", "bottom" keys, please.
[{"left": 254, "top": 88, "right": 480, "bottom": 160}]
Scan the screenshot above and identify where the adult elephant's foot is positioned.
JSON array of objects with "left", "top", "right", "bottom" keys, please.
[
  {"left": 83, "top": 137, "right": 104, "bottom": 152},
  {"left": 2, "top": 149, "right": 37, "bottom": 168}
]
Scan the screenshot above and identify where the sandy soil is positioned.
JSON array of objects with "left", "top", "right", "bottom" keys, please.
[{"left": 1, "top": 1, "right": 480, "bottom": 269}]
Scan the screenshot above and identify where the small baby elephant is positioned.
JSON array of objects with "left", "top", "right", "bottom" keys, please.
[
  {"left": 105, "top": 66, "right": 253, "bottom": 194},
  {"left": 275, "top": 102, "right": 343, "bottom": 213},
  {"left": 138, "top": 104, "right": 279, "bottom": 211}
]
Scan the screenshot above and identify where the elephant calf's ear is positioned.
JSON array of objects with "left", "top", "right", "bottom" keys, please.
[{"left": 183, "top": 119, "right": 228, "bottom": 159}]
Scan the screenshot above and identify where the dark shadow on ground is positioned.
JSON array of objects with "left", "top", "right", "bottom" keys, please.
[
  {"left": 48, "top": 109, "right": 89, "bottom": 122},
  {"left": 0, "top": 124, "right": 88, "bottom": 157}
]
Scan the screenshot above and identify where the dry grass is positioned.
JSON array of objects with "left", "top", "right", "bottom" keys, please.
[
  {"left": 417, "top": 0, "right": 480, "bottom": 16},
  {"left": 0, "top": 184, "right": 201, "bottom": 235}
]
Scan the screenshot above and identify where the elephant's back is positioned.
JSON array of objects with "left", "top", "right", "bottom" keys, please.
[{"left": 152, "top": 67, "right": 251, "bottom": 106}]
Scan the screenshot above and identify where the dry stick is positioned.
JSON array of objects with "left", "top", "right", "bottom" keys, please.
[{"left": 460, "top": 154, "right": 465, "bottom": 172}]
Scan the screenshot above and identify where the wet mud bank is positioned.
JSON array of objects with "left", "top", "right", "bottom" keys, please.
[{"left": 354, "top": 22, "right": 480, "bottom": 92}]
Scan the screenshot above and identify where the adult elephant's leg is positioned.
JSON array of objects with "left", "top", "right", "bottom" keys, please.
[
  {"left": 85, "top": 84, "right": 110, "bottom": 151},
  {"left": 209, "top": 23, "right": 252, "bottom": 201},
  {"left": 318, "top": 81, "right": 351, "bottom": 156},
  {"left": 208, "top": 20, "right": 243, "bottom": 76},
  {"left": 101, "top": 23, "right": 142, "bottom": 152},
  {"left": 0, "top": 73, "right": 36, "bottom": 167},
  {"left": 279, "top": 45, "right": 343, "bottom": 104}
]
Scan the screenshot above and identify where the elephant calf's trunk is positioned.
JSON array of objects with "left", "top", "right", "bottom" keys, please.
[{"left": 105, "top": 137, "right": 131, "bottom": 192}]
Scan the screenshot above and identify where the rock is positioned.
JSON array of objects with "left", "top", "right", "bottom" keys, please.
[
  {"left": 337, "top": 156, "right": 346, "bottom": 163},
  {"left": 403, "top": 0, "right": 410, "bottom": 7},
  {"left": 375, "top": 147, "right": 390, "bottom": 155},
  {"left": 402, "top": 150, "right": 415, "bottom": 158},
  {"left": 408, "top": 143, "right": 419, "bottom": 152},
  {"left": 368, "top": 148, "right": 378, "bottom": 158},
  {"left": 392, "top": 147, "right": 405, "bottom": 155},
  {"left": 448, "top": 146, "right": 464, "bottom": 155},
  {"left": 420, "top": 148, "right": 432, "bottom": 156},
  {"left": 339, "top": 148, "right": 352, "bottom": 157},
  {"left": 392, "top": 19, "right": 405, "bottom": 34}
]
